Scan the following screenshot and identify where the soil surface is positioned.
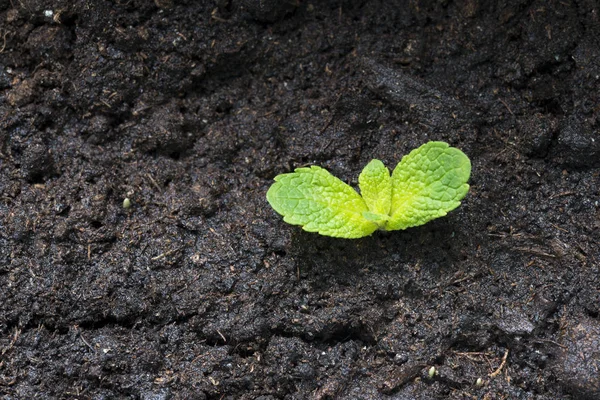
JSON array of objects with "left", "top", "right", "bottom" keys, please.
[{"left": 1, "top": 1, "right": 600, "bottom": 399}]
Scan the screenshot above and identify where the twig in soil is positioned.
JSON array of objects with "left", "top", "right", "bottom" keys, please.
[
  {"left": 176, "top": 273, "right": 201, "bottom": 293},
  {"left": 532, "top": 339, "right": 567, "bottom": 349},
  {"left": 489, "top": 349, "right": 509, "bottom": 378},
  {"left": 514, "top": 247, "right": 556, "bottom": 258},
  {"left": 549, "top": 191, "right": 575, "bottom": 199},
  {"left": 498, "top": 98, "right": 514, "bottom": 115},
  {"left": 151, "top": 246, "right": 184, "bottom": 261},
  {"left": 551, "top": 223, "right": 569, "bottom": 233},
  {"left": 1, "top": 328, "right": 20, "bottom": 356},
  {"left": 210, "top": 8, "right": 229, "bottom": 22},
  {"left": 450, "top": 390, "right": 478, "bottom": 399},
  {"left": 437, "top": 271, "right": 478, "bottom": 290},
  {"left": 453, "top": 351, "right": 494, "bottom": 361},
  {"left": 320, "top": 116, "right": 334, "bottom": 135},
  {"left": 146, "top": 173, "right": 162, "bottom": 192},
  {"left": 216, "top": 329, "right": 227, "bottom": 343},
  {"left": 0, "top": 30, "right": 10, "bottom": 53},
  {"left": 78, "top": 331, "right": 96, "bottom": 353}
]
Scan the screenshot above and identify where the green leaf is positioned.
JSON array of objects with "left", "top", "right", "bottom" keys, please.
[
  {"left": 358, "top": 159, "right": 391, "bottom": 227},
  {"left": 385, "top": 141, "right": 471, "bottom": 231},
  {"left": 266, "top": 141, "right": 471, "bottom": 239},
  {"left": 266, "top": 166, "right": 379, "bottom": 238}
]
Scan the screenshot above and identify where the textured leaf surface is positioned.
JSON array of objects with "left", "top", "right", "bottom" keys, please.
[
  {"left": 266, "top": 166, "right": 378, "bottom": 238},
  {"left": 358, "top": 159, "right": 391, "bottom": 226},
  {"left": 386, "top": 141, "right": 471, "bottom": 231}
]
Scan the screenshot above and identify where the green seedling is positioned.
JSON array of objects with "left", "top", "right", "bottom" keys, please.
[
  {"left": 428, "top": 366, "right": 438, "bottom": 379},
  {"left": 266, "top": 141, "right": 471, "bottom": 239}
]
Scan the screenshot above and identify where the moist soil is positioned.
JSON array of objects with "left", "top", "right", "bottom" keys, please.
[{"left": 1, "top": 1, "right": 600, "bottom": 399}]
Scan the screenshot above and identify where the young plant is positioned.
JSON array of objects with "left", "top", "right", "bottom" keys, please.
[{"left": 266, "top": 141, "right": 471, "bottom": 238}]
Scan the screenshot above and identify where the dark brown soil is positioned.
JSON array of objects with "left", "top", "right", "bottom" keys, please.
[{"left": 1, "top": 1, "right": 599, "bottom": 399}]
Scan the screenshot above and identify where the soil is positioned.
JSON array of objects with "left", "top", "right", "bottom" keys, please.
[{"left": 1, "top": 0, "right": 599, "bottom": 399}]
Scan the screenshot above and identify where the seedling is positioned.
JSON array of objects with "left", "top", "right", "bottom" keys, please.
[
  {"left": 267, "top": 141, "right": 471, "bottom": 238},
  {"left": 428, "top": 366, "right": 438, "bottom": 379}
]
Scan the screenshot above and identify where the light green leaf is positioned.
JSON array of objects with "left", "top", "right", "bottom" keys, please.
[
  {"left": 266, "top": 141, "right": 471, "bottom": 239},
  {"left": 266, "top": 166, "right": 379, "bottom": 238},
  {"left": 385, "top": 141, "right": 471, "bottom": 231},
  {"left": 358, "top": 159, "right": 391, "bottom": 227}
]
